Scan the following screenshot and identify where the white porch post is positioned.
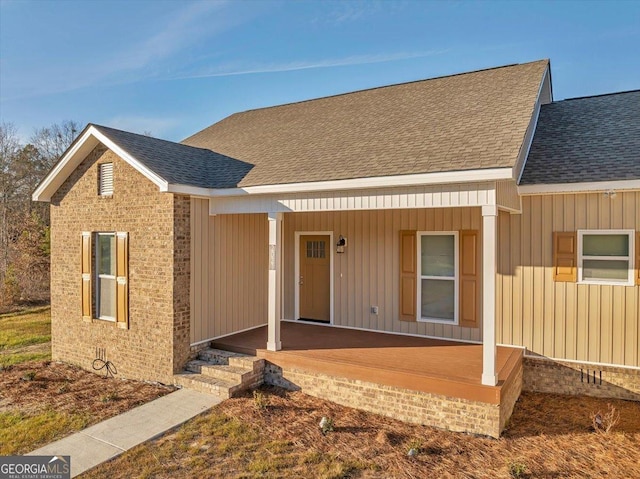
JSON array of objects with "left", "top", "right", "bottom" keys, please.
[
  {"left": 267, "top": 212, "right": 282, "bottom": 351},
  {"left": 481, "top": 205, "right": 498, "bottom": 386}
]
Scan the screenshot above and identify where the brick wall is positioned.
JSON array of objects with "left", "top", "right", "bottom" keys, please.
[
  {"left": 50, "top": 145, "right": 190, "bottom": 383},
  {"left": 264, "top": 363, "right": 512, "bottom": 438},
  {"left": 523, "top": 357, "right": 640, "bottom": 401}
]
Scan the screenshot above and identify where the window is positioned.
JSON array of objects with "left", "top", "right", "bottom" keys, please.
[
  {"left": 417, "top": 232, "right": 458, "bottom": 323},
  {"left": 578, "top": 230, "right": 634, "bottom": 286},
  {"left": 99, "top": 163, "right": 113, "bottom": 196},
  {"left": 96, "top": 233, "right": 116, "bottom": 320},
  {"left": 81, "top": 231, "right": 128, "bottom": 327}
]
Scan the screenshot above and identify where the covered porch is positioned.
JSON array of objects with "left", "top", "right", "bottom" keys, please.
[{"left": 213, "top": 321, "right": 523, "bottom": 405}]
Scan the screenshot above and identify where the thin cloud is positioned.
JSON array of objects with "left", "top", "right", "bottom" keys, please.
[{"left": 165, "top": 49, "right": 451, "bottom": 81}]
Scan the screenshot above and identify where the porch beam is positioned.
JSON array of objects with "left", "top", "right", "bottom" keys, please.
[
  {"left": 267, "top": 212, "right": 283, "bottom": 351},
  {"left": 481, "top": 205, "right": 498, "bottom": 386}
]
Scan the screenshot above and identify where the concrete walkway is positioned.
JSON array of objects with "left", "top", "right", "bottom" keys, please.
[{"left": 27, "top": 388, "right": 222, "bottom": 477}]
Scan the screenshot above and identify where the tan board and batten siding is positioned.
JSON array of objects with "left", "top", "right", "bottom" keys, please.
[
  {"left": 497, "top": 191, "right": 640, "bottom": 368},
  {"left": 283, "top": 208, "right": 483, "bottom": 341},
  {"left": 190, "top": 198, "right": 268, "bottom": 343}
]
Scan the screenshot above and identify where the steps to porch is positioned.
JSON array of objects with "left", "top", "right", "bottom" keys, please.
[{"left": 174, "top": 348, "right": 265, "bottom": 398}]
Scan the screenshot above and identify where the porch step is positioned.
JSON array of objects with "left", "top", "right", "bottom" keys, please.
[
  {"left": 174, "top": 348, "right": 265, "bottom": 397},
  {"left": 186, "top": 360, "right": 254, "bottom": 383},
  {"left": 173, "top": 372, "right": 241, "bottom": 398}
]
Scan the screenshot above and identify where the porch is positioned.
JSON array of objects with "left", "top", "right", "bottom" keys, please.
[{"left": 213, "top": 322, "right": 522, "bottom": 405}]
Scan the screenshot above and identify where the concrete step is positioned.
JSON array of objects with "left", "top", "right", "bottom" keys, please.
[{"left": 173, "top": 372, "right": 241, "bottom": 398}]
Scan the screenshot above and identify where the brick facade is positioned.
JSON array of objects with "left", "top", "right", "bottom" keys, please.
[
  {"left": 264, "top": 362, "right": 521, "bottom": 438},
  {"left": 50, "top": 145, "right": 190, "bottom": 383},
  {"left": 523, "top": 356, "right": 640, "bottom": 401}
]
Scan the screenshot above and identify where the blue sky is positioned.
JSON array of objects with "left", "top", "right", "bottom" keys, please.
[{"left": 1, "top": 0, "right": 639, "bottom": 142}]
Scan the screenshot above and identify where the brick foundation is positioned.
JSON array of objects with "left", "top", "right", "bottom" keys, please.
[
  {"left": 523, "top": 356, "right": 640, "bottom": 401},
  {"left": 264, "top": 362, "right": 521, "bottom": 438}
]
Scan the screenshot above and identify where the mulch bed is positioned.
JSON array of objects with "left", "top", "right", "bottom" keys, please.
[{"left": 0, "top": 360, "right": 175, "bottom": 418}]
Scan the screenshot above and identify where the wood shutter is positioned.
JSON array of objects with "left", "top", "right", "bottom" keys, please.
[
  {"left": 116, "top": 232, "right": 129, "bottom": 329},
  {"left": 553, "top": 232, "right": 577, "bottom": 282},
  {"left": 459, "top": 230, "right": 480, "bottom": 328},
  {"left": 81, "top": 232, "right": 92, "bottom": 321},
  {"left": 636, "top": 232, "right": 640, "bottom": 286},
  {"left": 399, "top": 230, "right": 417, "bottom": 322}
]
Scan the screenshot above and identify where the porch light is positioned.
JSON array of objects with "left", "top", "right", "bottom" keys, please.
[
  {"left": 603, "top": 190, "right": 617, "bottom": 199},
  {"left": 336, "top": 235, "right": 347, "bottom": 254}
]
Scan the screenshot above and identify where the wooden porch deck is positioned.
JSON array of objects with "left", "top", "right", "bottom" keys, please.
[{"left": 212, "top": 322, "right": 522, "bottom": 404}]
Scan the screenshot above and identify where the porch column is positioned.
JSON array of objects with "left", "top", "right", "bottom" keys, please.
[
  {"left": 481, "top": 205, "right": 498, "bottom": 386},
  {"left": 267, "top": 212, "right": 282, "bottom": 351}
]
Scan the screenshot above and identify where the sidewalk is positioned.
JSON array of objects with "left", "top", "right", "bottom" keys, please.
[{"left": 27, "top": 388, "right": 223, "bottom": 477}]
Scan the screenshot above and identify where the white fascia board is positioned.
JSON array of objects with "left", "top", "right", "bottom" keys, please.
[
  {"left": 177, "top": 167, "right": 513, "bottom": 199},
  {"left": 32, "top": 125, "right": 169, "bottom": 202},
  {"left": 518, "top": 179, "right": 640, "bottom": 195}
]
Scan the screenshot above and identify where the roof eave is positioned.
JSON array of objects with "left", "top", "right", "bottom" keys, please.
[
  {"left": 32, "top": 124, "right": 169, "bottom": 202},
  {"left": 518, "top": 179, "right": 640, "bottom": 195},
  {"left": 167, "top": 167, "right": 515, "bottom": 199}
]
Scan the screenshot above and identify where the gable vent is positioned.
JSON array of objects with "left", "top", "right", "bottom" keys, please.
[{"left": 99, "top": 163, "right": 113, "bottom": 196}]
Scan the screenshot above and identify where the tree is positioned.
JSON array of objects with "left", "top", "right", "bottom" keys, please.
[{"left": 0, "top": 120, "right": 79, "bottom": 306}]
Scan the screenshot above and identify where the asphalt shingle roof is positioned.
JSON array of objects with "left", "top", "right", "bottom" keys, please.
[
  {"left": 183, "top": 60, "right": 549, "bottom": 188},
  {"left": 521, "top": 90, "right": 640, "bottom": 185},
  {"left": 92, "top": 124, "right": 253, "bottom": 189}
]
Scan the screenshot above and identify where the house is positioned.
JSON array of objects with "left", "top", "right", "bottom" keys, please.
[{"left": 33, "top": 59, "right": 640, "bottom": 438}]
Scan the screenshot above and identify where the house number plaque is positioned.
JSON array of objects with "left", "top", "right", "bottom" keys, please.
[{"left": 269, "top": 245, "right": 276, "bottom": 270}]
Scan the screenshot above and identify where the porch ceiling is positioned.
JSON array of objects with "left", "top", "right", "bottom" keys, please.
[{"left": 212, "top": 322, "right": 522, "bottom": 404}]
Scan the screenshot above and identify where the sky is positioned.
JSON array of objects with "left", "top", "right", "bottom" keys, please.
[{"left": 1, "top": 0, "right": 639, "bottom": 143}]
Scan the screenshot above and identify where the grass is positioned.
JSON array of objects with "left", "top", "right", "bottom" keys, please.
[
  {"left": 0, "top": 307, "right": 174, "bottom": 455},
  {"left": 84, "top": 386, "right": 640, "bottom": 479},
  {"left": 0, "top": 410, "right": 90, "bottom": 455},
  {"left": 0, "top": 306, "right": 51, "bottom": 367}
]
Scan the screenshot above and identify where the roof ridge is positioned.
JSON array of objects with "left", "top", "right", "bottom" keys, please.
[
  {"left": 233, "top": 59, "right": 550, "bottom": 115},
  {"left": 553, "top": 89, "right": 640, "bottom": 103}
]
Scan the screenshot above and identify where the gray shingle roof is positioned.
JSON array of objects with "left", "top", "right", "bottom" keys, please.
[
  {"left": 520, "top": 90, "right": 640, "bottom": 185},
  {"left": 92, "top": 124, "right": 253, "bottom": 189},
  {"left": 183, "top": 60, "right": 549, "bottom": 187}
]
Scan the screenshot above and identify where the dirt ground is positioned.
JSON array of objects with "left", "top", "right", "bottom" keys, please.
[
  {"left": 0, "top": 360, "right": 175, "bottom": 454},
  {"left": 85, "top": 386, "right": 640, "bottom": 479}
]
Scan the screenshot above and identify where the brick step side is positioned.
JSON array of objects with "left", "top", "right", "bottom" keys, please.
[{"left": 186, "top": 360, "right": 252, "bottom": 383}]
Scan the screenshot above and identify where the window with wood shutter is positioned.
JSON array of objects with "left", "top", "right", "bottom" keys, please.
[
  {"left": 81, "top": 232, "right": 92, "bottom": 321},
  {"left": 399, "top": 230, "right": 417, "bottom": 321},
  {"left": 459, "top": 230, "right": 480, "bottom": 328},
  {"left": 81, "top": 231, "right": 129, "bottom": 328},
  {"left": 553, "top": 232, "right": 577, "bottom": 282},
  {"left": 98, "top": 163, "right": 113, "bottom": 196}
]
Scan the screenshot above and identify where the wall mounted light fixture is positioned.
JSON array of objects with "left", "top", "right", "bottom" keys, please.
[
  {"left": 336, "top": 235, "right": 347, "bottom": 254},
  {"left": 603, "top": 190, "right": 617, "bottom": 199}
]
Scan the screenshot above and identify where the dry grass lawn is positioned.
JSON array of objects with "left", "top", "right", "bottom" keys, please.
[
  {"left": 84, "top": 386, "right": 640, "bottom": 479},
  {"left": 0, "top": 308, "right": 175, "bottom": 455}
]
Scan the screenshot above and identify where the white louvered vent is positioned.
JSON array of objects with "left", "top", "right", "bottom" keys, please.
[{"left": 99, "top": 163, "right": 113, "bottom": 196}]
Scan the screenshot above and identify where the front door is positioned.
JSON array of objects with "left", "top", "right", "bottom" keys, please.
[{"left": 299, "top": 235, "right": 330, "bottom": 323}]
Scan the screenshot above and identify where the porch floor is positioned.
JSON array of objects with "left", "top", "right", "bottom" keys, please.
[{"left": 212, "top": 322, "right": 522, "bottom": 404}]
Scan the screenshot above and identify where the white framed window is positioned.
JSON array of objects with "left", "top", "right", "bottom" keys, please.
[
  {"left": 417, "top": 231, "right": 458, "bottom": 324},
  {"left": 96, "top": 232, "right": 116, "bottom": 320},
  {"left": 578, "top": 230, "right": 635, "bottom": 286},
  {"left": 98, "top": 163, "right": 113, "bottom": 196}
]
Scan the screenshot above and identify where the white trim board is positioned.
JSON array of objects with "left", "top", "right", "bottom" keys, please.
[
  {"left": 294, "top": 231, "right": 334, "bottom": 325},
  {"left": 518, "top": 179, "right": 640, "bottom": 195},
  {"left": 197, "top": 322, "right": 268, "bottom": 346}
]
